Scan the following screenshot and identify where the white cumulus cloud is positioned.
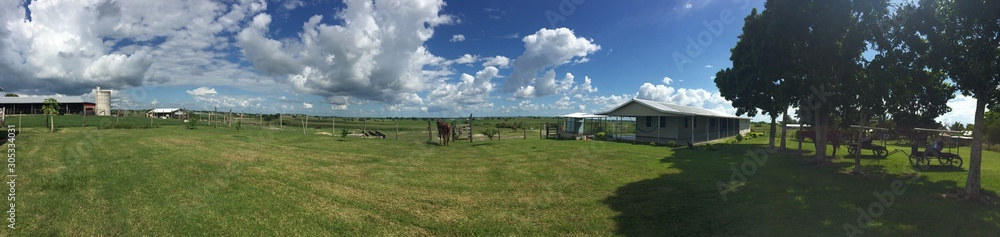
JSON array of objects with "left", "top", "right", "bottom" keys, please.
[
  {"left": 237, "top": 0, "right": 454, "bottom": 109},
  {"left": 450, "top": 34, "right": 465, "bottom": 42},
  {"left": 453, "top": 54, "right": 479, "bottom": 65},
  {"left": 425, "top": 66, "right": 500, "bottom": 113},
  {"left": 662, "top": 76, "right": 673, "bottom": 85},
  {"left": 482, "top": 55, "right": 510, "bottom": 68},
  {"left": 186, "top": 87, "right": 218, "bottom": 96},
  {"left": 504, "top": 28, "right": 600, "bottom": 98},
  {"left": 636, "top": 83, "right": 737, "bottom": 116}
]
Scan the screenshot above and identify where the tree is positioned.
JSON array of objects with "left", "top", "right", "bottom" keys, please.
[
  {"left": 759, "top": 0, "right": 889, "bottom": 162},
  {"left": 950, "top": 122, "right": 965, "bottom": 132},
  {"left": 716, "top": 8, "right": 801, "bottom": 149},
  {"left": 4, "top": 93, "right": 17, "bottom": 97},
  {"left": 42, "top": 98, "right": 59, "bottom": 132},
  {"left": 905, "top": 0, "right": 1000, "bottom": 196},
  {"left": 871, "top": 2, "right": 955, "bottom": 159},
  {"left": 985, "top": 110, "right": 1000, "bottom": 148}
]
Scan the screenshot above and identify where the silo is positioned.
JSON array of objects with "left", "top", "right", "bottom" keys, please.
[{"left": 96, "top": 86, "right": 112, "bottom": 116}]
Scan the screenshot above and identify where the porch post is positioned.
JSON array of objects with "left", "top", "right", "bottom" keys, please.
[
  {"left": 657, "top": 116, "right": 661, "bottom": 143},
  {"left": 690, "top": 116, "right": 694, "bottom": 144}
]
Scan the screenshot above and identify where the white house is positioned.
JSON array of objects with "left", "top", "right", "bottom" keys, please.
[{"left": 598, "top": 99, "right": 751, "bottom": 144}]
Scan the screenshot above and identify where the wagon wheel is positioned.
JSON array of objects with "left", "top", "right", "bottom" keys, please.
[
  {"left": 937, "top": 156, "right": 949, "bottom": 165},
  {"left": 908, "top": 154, "right": 919, "bottom": 165},
  {"left": 949, "top": 156, "right": 963, "bottom": 168},
  {"left": 848, "top": 146, "right": 858, "bottom": 156},
  {"left": 916, "top": 156, "right": 930, "bottom": 170},
  {"left": 874, "top": 148, "right": 886, "bottom": 157}
]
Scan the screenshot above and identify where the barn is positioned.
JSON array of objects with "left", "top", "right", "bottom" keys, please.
[
  {"left": 0, "top": 96, "right": 95, "bottom": 115},
  {"left": 147, "top": 108, "right": 186, "bottom": 119},
  {"left": 598, "top": 99, "right": 751, "bottom": 144}
]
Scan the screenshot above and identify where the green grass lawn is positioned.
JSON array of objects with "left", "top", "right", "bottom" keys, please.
[{"left": 5, "top": 116, "right": 999, "bottom": 235}]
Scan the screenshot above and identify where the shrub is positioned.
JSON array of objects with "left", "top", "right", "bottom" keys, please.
[
  {"left": 185, "top": 116, "right": 198, "bottom": 129},
  {"left": 340, "top": 129, "right": 351, "bottom": 139},
  {"left": 667, "top": 140, "right": 677, "bottom": 147},
  {"left": 480, "top": 128, "right": 499, "bottom": 140},
  {"left": 596, "top": 132, "right": 607, "bottom": 140},
  {"left": 736, "top": 134, "right": 744, "bottom": 143}
]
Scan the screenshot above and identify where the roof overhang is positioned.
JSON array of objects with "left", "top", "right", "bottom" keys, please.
[{"left": 597, "top": 99, "right": 750, "bottom": 120}]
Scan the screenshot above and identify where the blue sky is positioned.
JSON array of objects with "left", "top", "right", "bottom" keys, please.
[{"left": 0, "top": 0, "right": 978, "bottom": 124}]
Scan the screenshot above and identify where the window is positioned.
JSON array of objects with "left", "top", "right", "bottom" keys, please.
[
  {"left": 684, "top": 117, "right": 689, "bottom": 128},
  {"left": 659, "top": 116, "right": 667, "bottom": 128},
  {"left": 710, "top": 118, "right": 716, "bottom": 127},
  {"left": 694, "top": 117, "right": 698, "bottom": 128},
  {"left": 645, "top": 116, "right": 652, "bottom": 127}
]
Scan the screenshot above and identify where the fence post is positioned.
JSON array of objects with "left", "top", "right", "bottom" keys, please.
[
  {"left": 395, "top": 121, "right": 398, "bottom": 140},
  {"left": 469, "top": 113, "right": 473, "bottom": 143}
]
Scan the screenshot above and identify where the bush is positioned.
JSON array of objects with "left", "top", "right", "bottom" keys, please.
[
  {"left": 185, "top": 116, "right": 198, "bottom": 129},
  {"left": 480, "top": 128, "right": 499, "bottom": 140},
  {"left": 667, "top": 140, "right": 677, "bottom": 147},
  {"left": 736, "top": 134, "right": 744, "bottom": 143},
  {"left": 340, "top": 129, "right": 351, "bottom": 139},
  {"left": 596, "top": 132, "right": 607, "bottom": 140}
]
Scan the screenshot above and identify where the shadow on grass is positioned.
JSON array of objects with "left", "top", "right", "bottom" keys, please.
[{"left": 602, "top": 142, "right": 1000, "bottom": 236}]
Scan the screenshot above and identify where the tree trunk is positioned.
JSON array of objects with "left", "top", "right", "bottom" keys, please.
[
  {"left": 813, "top": 110, "right": 827, "bottom": 163},
  {"left": 49, "top": 115, "right": 54, "bottom": 132},
  {"left": 780, "top": 107, "right": 789, "bottom": 149},
  {"left": 854, "top": 112, "right": 867, "bottom": 173},
  {"left": 963, "top": 99, "right": 986, "bottom": 196},
  {"left": 769, "top": 115, "right": 777, "bottom": 148}
]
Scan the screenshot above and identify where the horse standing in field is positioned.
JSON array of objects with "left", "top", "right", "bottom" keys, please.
[
  {"left": 436, "top": 119, "right": 452, "bottom": 146},
  {"left": 799, "top": 130, "right": 844, "bottom": 156}
]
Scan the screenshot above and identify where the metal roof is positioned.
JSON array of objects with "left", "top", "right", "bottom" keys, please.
[
  {"left": 0, "top": 96, "right": 90, "bottom": 104},
  {"left": 149, "top": 108, "right": 183, "bottom": 113},
  {"left": 598, "top": 99, "right": 749, "bottom": 119},
  {"left": 560, "top": 112, "right": 608, "bottom": 118}
]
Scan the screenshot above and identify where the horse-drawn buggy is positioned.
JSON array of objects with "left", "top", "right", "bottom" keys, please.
[
  {"left": 897, "top": 128, "right": 966, "bottom": 168},
  {"left": 846, "top": 125, "right": 890, "bottom": 157}
]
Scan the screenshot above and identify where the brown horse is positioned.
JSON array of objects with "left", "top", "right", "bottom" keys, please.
[
  {"left": 800, "top": 130, "right": 844, "bottom": 156},
  {"left": 436, "top": 119, "right": 452, "bottom": 146}
]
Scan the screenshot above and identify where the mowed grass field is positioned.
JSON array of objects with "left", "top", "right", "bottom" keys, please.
[{"left": 4, "top": 115, "right": 999, "bottom": 236}]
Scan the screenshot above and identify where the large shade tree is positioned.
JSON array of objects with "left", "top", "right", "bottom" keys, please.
[
  {"left": 904, "top": 0, "right": 1000, "bottom": 197},
  {"left": 846, "top": 4, "right": 957, "bottom": 173},
  {"left": 759, "top": 0, "right": 889, "bottom": 162},
  {"left": 716, "top": 8, "right": 801, "bottom": 149}
]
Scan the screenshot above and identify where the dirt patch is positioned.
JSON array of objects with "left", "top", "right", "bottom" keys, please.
[{"left": 316, "top": 132, "right": 333, "bottom": 136}]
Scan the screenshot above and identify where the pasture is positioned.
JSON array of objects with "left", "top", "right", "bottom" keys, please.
[{"left": 4, "top": 115, "right": 999, "bottom": 236}]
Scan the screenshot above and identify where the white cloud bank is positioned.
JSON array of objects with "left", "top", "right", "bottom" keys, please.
[
  {"left": 505, "top": 28, "right": 600, "bottom": 98},
  {"left": 237, "top": 0, "right": 454, "bottom": 109}
]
